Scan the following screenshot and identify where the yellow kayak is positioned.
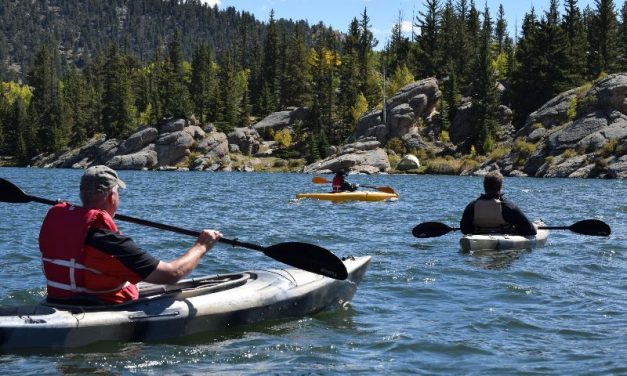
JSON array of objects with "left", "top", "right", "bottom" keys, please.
[{"left": 296, "top": 191, "right": 399, "bottom": 202}]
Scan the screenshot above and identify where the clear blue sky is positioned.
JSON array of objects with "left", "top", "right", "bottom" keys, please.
[{"left": 200, "top": 0, "right": 598, "bottom": 49}]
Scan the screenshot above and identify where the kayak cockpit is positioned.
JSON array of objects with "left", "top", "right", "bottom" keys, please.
[{"left": 30, "top": 272, "right": 254, "bottom": 312}]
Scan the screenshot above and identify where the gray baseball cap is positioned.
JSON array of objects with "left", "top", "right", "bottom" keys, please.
[{"left": 80, "top": 165, "right": 126, "bottom": 193}]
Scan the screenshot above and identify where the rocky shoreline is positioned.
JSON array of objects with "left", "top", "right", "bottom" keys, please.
[{"left": 20, "top": 73, "right": 627, "bottom": 179}]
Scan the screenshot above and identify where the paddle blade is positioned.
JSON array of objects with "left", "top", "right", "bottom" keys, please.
[
  {"left": 0, "top": 178, "right": 32, "bottom": 203},
  {"left": 376, "top": 186, "right": 396, "bottom": 194},
  {"left": 569, "top": 219, "right": 611, "bottom": 236},
  {"left": 412, "top": 222, "right": 456, "bottom": 238},
  {"left": 312, "top": 176, "right": 330, "bottom": 184},
  {"left": 263, "top": 242, "right": 348, "bottom": 280}
]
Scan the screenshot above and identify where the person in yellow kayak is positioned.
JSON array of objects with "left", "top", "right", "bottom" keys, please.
[
  {"left": 39, "top": 165, "right": 222, "bottom": 305},
  {"left": 332, "top": 170, "right": 358, "bottom": 192},
  {"left": 460, "top": 170, "right": 537, "bottom": 236}
]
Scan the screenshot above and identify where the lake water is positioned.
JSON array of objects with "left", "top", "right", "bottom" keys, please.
[{"left": 0, "top": 167, "right": 625, "bottom": 375}]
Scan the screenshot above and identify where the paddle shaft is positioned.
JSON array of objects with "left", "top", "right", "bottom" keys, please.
[
  {"left": 412, "top": 219, "right": 611, "bottom": 238},
  {"left": 115, "top": 213, "right": 262, "bottom": 251},
  {"left": 417, "top": 226, "right": 574, "bottom": 231},
  {"left": 439, "top": 226, "right": 599, "bottom": 231},
  {"left": 24, "top": 193, "right": 262, "bottom": 251}
]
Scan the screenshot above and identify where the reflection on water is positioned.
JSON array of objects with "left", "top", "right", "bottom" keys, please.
[{"left": 463, "top": 248, "right": 531, "bottom": 270}]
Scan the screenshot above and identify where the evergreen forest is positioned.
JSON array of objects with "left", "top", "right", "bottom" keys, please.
[{"left": 0, "top": 0, "right": 625, "bottom": 164}]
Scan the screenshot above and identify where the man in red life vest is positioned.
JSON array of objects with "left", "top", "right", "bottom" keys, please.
[
  {"left": 460, "top": 170, "right": 536, "bottom": 236},
  {"left": 39, "top": 165, "right": 222, "bottom": 305},
  {"left": 331, "top": 170, "right": 358, "bottom": 192}
]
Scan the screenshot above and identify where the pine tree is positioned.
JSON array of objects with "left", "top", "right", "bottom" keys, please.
[
  {"left": 217, "top": 49, "right": 239, "bottom": 132},
  {"left": 83, "top": 50, "right": 106, "bottom": 134},
  {"left": 538, "top": 0, "right": 570, "bottom": 95},
  {"left": 358, "top": 8, "right": 378, "bottom": 106},
  {"left": 61, "top": 67, "right": 92, "bottom": 146},
  {"left": 453, "top": 0, "right": 472, "bottom": 84},
  {"left": 439, "top": 0, "right": 457, "bottom": 78},
  {"left": 619, "top": 1, "right": 627, "bottom": 71},
  {"left": 164, "top": 29, "right": 191, "bottom": 118},
  {"left": 465, "top": 0, "right": 481, "bottom": 75},
  {"left": 248, "top": 35, "right": 265, "bottom": 116},
  {"left": 494, "top": 4, "right": 507, "bottom": 54},
  {"left": 280, "top": 24, "right": 309, "bottom": 108},
  {"left": 28, "top": 46, "right": 61, "bottom": 154},
  {"left": 413, "top": 0, "right": 441, "bottom": 78},
  {"left": 443, "top": 71, "right": 459, "bottom": 126},
  {"left": 261, "top": 10, "right": 279, "bottom": 114},
  {"left": 587, "top": 0, "right": 619, "bottom": 77},
  {"left": 511, "top": 9, "right": 541, "bottom": 126},
  {"left": 101, "top": 44, "right": 137, "bottom": 139},
  {"left": 189, "top": 43, "right": 215, "bottom": 123},
  {"left": 562, "top": 0, "right": 588, "bottom": 85},
  {"left": 387, "top": 11, "right": 411, "bottom": 74},
  {"left": 470, "top": 4, "right": 499, "bottom": 154},
  {"left": 306, "top": 27, "right": 340, "bottom": 145},
  {"left": 510, "top": 4, "right": 570, "bottom": 126},
  {"left": 338, "top": 18, "right": 362, "bottom": 137},
  {"left": 11, "top": 97, "right": 31, "bottom": 163}
]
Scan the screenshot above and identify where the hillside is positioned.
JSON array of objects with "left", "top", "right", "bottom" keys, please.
[{"left": 0, "top": 0, "right": 315, "bottom": 81}]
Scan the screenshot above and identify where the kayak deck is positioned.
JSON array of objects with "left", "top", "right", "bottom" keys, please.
[
  {"left": 0, "top": 256, "right": 371, "bottom": 351},
  {"left": 296, "top": 191, "right": 398, "bottom": 202},
  {"left": 459, "top": 221, "right": 549, "bottom": 252}
]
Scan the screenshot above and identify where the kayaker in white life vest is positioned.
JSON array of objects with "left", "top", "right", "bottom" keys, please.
[
  {"left": 39, "top": 165, "right": 222, "bottom": 305},
  {"left": 460, "top": 170, "right": 537, "bottom": 236},
  {"left": 332, "top": 170, "right": 358, "bottom": 192}
]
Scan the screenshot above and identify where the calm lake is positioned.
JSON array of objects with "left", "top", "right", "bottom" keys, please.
[{"left": 0, "top": 167, "right": 625, "bottom": 375}]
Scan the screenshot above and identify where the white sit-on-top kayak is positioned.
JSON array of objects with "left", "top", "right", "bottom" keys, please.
[
  {"left": 0, "top": 256, "right": 371, "bottom": 351},
  {"left": 459, "top": 221, "right": 549, "bottom": 252}
]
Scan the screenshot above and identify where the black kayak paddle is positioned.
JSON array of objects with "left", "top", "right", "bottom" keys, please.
[
  {"left": 0, "top": 178, "right": 348, "bottom": 280},
  {"left": 412, "top": 219, "right": 611, "bottom": 238}
]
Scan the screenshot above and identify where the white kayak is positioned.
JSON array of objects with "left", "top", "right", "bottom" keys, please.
[
  {"left": 459, "top": 221, "right": 549, "bottom": 252},
  {"left": 0, "top": 256, "right": 371, "bottom": 351}
]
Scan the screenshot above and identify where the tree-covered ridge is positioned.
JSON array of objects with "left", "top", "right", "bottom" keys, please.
[
  {"left": 0, "top": 0, "right": 625, "bottom": 166},
  {"left": 1, "top": 0, "right": 294, "bottom": 78}
]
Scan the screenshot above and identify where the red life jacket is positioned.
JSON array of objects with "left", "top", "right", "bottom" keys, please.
[
  {"left": 332, "top": 175, "right": 343, "bottom": 192},
  {"left": 39, "top": 202, "right": 138, "bottom": 304}
]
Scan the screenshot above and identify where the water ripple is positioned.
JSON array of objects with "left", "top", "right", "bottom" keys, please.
[{"left": 0, "top": 168, "right": 626, "bottom": 374}]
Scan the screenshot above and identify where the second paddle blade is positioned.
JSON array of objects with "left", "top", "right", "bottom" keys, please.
[
  {"left": 569, "top": 219, "right": 612, "bottom": 236},
  {"left": 412, "top": 222, "right": 455, "bottom": 238},
  {"left": 264, "top": 242, "right": 348, "bottom": 280},
  {"left": 0, "top": 178, "right": 32, "bottom": 203}
]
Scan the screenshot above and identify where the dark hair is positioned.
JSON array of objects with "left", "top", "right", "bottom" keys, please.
[{"left": 483, "top": 170, "right": 503, "bottom": 194}]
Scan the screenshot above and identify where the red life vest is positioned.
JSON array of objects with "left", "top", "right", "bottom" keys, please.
[
  {"left": 39, "top": 202, "right": 138, "bottom": 304},
  {"left": 332, "top": 175, "right": 343, "bottom": 192}
]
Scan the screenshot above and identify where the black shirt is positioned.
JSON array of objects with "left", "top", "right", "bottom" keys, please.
[
  {"left": 460, "top": 194, "right": 537, "bottom": 236},
  {"left": 85, "top": 228, "right": 160, "bottom": 280}
]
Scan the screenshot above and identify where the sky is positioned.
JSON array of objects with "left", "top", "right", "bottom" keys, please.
[{"left": 200, "top": 0, "right": 599, "bottom": 49}]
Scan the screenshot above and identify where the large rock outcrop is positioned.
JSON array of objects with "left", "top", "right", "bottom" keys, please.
[
  {"left": 353, "top": 77, "right": 441, "bottom": 145},
  {"left": 251, "top": 107, "right": 310, "bottom": 134},
  {"left": 473, "top": 73, "right": 627, "bottom": 179},
  {"left": 30, "top": 118, "right": 231, "bottom": 171},
  {"left": 303, "top": 138, "right": 391, "bottom": 174}
]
